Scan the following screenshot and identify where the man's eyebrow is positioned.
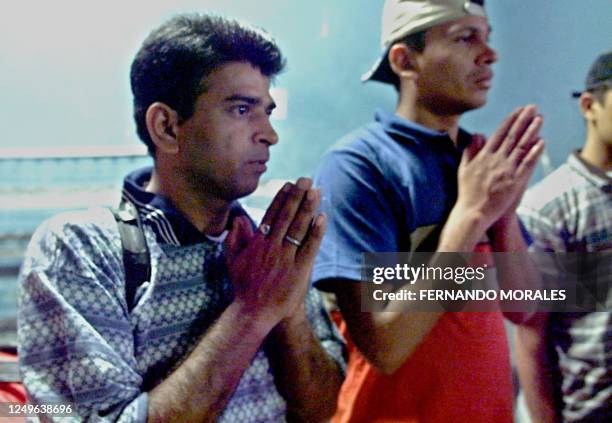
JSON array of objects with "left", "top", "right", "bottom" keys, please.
[
  {"left": 224, "top": 94, "right": 276, "bottom": 111},
  {"left": 449, "top": 25, "right": 492, "bottom": 36},
  {"left": 224, "top": 94, "right": 260, "bottom": 104}
]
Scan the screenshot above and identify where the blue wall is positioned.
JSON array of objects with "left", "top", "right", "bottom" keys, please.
[{"left": 1, "top": 0, "right": 610, "bottom": 181}]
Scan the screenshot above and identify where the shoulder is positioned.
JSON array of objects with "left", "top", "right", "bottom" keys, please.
[
  {"left": 521, "top": 164, "right": 585, "bottom": 212},
  {"left": 519, "top": 164, "right": 585, "bottom": 250},
  {"left": 23, "top": 207, "right": 121, "bottom": 273},
  {"left": 31, "top": 207, "right": 118, "bottom": 247},
  {"left": 317, "top": 121, "right": 420, "bottom": 191},
  {"left": 520, "top": 164, "right": 590, "bottom": 222}
]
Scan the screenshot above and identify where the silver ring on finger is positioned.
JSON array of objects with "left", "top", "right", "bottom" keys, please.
[
  {"left": 259, "top": 223, "right": 271, "bottom": 236},
  {"left": 284, "top": 235, "right": 302, "bottom": 247}
]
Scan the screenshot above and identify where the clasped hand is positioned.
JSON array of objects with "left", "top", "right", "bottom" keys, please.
[
  {"left": 457, "top": 105, "right": 545, "bottom": 231},
  {"left": 225, "top": 178, "right": 326, "bottom": 330}
]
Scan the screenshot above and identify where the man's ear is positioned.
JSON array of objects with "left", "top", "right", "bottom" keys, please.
[
  {"left": 145, "top": 102, "right": 180, "bottom": 155},
  {"left": 388, "top": 43, "right": 419, "bottom": 82}
]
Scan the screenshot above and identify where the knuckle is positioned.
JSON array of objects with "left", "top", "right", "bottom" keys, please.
[
  {"left": 277, "top": 207, "right": 292, "bottom": 222},
  {"left": 289, "top": 215, "right": 307, "bottom": 231},
  {"left": 287, "top": 185, "right": 304, "bottom": 200},
  {"left": 300, "top": 197, "right": 316, "bottom": 213}
]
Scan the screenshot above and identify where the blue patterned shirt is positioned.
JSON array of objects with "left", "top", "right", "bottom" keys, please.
[
  {"left": 18, "top": 167, "right": 345, "bottom": 422},
  {"left": 519, "top": 151, "right": 611, "bottom": 422}
]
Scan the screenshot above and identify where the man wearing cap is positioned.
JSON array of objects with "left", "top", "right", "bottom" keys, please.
[
  {"left": 517, "top": 51, "right": 612, "bottom": 422},
  {"left": 312, "top": 0, "right": 545, "bottom": 422}
]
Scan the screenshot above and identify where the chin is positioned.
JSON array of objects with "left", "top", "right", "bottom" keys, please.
[
  {"left": 461, "top": 96, "right": 488, "bottom": 112},
  {"left": 473, "top": 91, "right": 490, "bottom": 107},
  {"left": 230, "top": 179, "right": 261, "bottom": 201}
]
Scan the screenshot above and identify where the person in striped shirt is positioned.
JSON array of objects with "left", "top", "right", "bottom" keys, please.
[{"left": 517, "top": 51, "right": 611, "bottom": 422}]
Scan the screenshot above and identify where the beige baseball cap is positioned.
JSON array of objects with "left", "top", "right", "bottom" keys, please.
[{"left": 363, "top": 0, "right": 487, "bottom": 84}]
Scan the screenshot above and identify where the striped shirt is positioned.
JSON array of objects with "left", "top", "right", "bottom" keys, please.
[
  {"left": 519, "top": 151, "right": 611, "bottom": 422},
  {"left": 18, "top": 167, "right": 345, "bottom": 422}
]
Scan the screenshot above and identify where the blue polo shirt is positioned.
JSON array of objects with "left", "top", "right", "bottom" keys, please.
[
  {"left": 313, "top": 109, "right": 471, "bottom": 285},
  {"left": 310, "top": 110, "right": 515, "bottom": 423}
]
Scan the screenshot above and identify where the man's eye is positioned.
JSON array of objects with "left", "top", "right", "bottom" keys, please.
[{"left": 232, "top": 105, "right": 249, "bottom": 115}]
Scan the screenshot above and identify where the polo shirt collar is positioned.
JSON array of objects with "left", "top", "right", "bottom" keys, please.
[
  {"left": 121, "top": 166, "right": 248, "bottom": 246},
  {"left": 567, "top": 150, "right": 612, "bottom": 190},
  {"left": 374, "top": 108, "right": 472, "bottom": 151}
]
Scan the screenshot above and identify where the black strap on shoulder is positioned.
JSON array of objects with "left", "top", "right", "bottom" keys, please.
[{"left": 111, "top": 199, "right": 151, "bottom": 312}]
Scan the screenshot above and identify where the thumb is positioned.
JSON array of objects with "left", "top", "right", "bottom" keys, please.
[{"left": 225, "top": 216, "right": 253, "bottom": 260}]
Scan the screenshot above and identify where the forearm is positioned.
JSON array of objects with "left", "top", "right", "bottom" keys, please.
[
  {"left": 147, "top": 302, "right": 273, "bottom": 423},
  {"left": 264, "top": 308, "right": 343, "bottom": 422},
  {"left": 438, "top": 207, "right": 487, "bottom": 252},
  {"left": 489, "top": 214, "right": 541, "bottom": 323},
  {"left": 488, "top": 213, "right": 527, "bottom": 252},
  {"left": 332, "top": 278, "right": 443, "bottom": 374},
  {"left": 514, "top": 313, "right": 559, "bottom": 423},
  {"left": 335, "top": 210, "right": 488, "bottom": 374},
  {"left": 370, "top": 251, "right": 472, "bottom": 371}
]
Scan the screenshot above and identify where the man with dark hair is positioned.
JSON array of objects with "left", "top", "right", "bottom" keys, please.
[
  {"left": 517, "top": 51, "right": 611, "bottom": 423},
  {"left": 18, "top": 13, "right": 344, "bottom": 422},
  {"left": 312, "top": 1, "right": 544, "bottom": 421},
  {"left": 130, "top": 14, "right": 286, "bottom": 157}
]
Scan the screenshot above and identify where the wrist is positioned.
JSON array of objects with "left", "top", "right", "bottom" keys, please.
[
  {"left": 225, "top": 301, "right": 279, "bottom": 341},
  {"left": 488, "top": 214, "right": 527, "bottom": 251},
  {"left": 274, "top": 305, "right": 308, "bottom": 332},
  {"left": 438, "top": 207, "right": 487, "bottom": 252},
  {"left": 489, "top": 212, "right": 519, "bottom": 233}
]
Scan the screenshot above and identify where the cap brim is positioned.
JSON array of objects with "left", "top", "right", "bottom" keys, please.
[{"left": 361, "top": 50, "right": 397, "bottom": 84}]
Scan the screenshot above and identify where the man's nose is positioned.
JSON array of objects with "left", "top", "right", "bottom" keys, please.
[
  {"left": 255, "top": 116, "right": 279, "bottom": 146},
  {"left": 477, "top": 43, "right": 498, "bottom": 66}
]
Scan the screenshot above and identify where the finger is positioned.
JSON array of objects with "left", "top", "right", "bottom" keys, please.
[
  {"left": 239, "top": 215, "right": 255, "bottom": 242},
  {"left": 225, "top": 217, "right": 243, "bottom": 261},
  {"left": 499, "top": 105, "right": 538, "bottom": 155},
  {"left": 484, "top": 106, "right": 523, "bottom": 153},
  {"left": 284, "top": 188, "right": 320, "bottom": 253},
  {"left": 258, "top": 182, "right": 292, "bottom": 237},
  {"left": 516, "top": 138, "right": 545, "bottom": 179},
  {"left": 473, "top": 133, "right": 486, "bottom": 151},
  {"left": 224, "top": 219, "right": 239, "bottom": 260},
  {"left": 268, "top": 177, "right": 312, "bottom": 245},
  {"left": 296, "top": 213, "right": 327, "bottom": 266},
  {"left": 465, "top": 133, "right": 486, "bottom": 161},
  {"left": 510, "top": 115, "right": 543, "bottom": 166},
  {"left": 225, "top": 216, "right": 253, "bottom": 260}
]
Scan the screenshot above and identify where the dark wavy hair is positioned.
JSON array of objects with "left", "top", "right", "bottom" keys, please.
[{"left": 130, "top": 13, "right": 285, "bottom": 156}]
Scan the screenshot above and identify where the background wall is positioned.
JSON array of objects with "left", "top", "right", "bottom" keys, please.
[{"left": 1, "top": 0, "right": 611, "bottom": 179}]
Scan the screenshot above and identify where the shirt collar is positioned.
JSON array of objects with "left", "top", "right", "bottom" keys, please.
[
  {"left": 374, "top": 108, "right": 472, "bottom": 152},
  {"left": 567, "top": 150, "right": 612, "bottom": 190},
  {"left": 121, "top": 166, "right": 248, "bottom": 246}
]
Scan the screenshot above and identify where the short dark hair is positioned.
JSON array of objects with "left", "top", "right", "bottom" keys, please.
[
  {"left": 130, "top": 13, "right": 285, "bottom": 156},
  {"left": 590, "top": 82, "right": 610, "bottom": 105},
  {"left": 389, "top": 30, "right": 427, "bottom": 91}
]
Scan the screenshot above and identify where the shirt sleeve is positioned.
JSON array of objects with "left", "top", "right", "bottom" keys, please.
[
  {"left": 18, "top": 209, "right": 148, "bottom": 422},
  {"left": 313, "top": 147, "right": 403, "bottom": 286},
  {"left": 518, "top": 202, "right": 568, "bottom": 252}
]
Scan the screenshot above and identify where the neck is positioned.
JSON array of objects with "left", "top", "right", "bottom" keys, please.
[
  {"left": 580, "top": 133, "right": 612, "bottom": 172},
  {"left": 146, "top": 165, "right": 232, "bottom": 236},
  {"left": 395, "top": 87, "right": 461, "bottom": 144}
]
